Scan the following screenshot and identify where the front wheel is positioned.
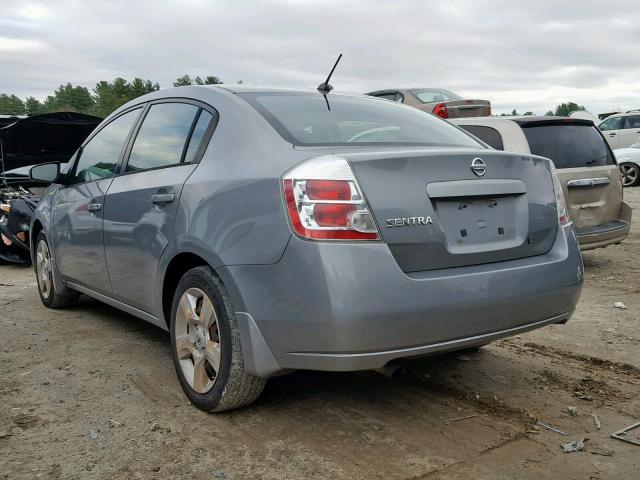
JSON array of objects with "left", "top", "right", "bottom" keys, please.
[
  {"left": 34, "top": 232, "right": 79, "bottom": 308},
  {"left": 620, "top": 162, "right": 640, "bottom": 187},
  {"left": 170, "top": 266, "right": 266, "bottom": 412}
]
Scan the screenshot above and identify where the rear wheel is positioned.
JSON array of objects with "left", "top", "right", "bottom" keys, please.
[
  {"left": 35, "top": 232, "right": 79, "bottom": 308},
  {"left": 620, "top": 163, "right": 640, "bottom": 187},
  {"left": 170, "top": 266, "right": 266, "bottom": 412}
]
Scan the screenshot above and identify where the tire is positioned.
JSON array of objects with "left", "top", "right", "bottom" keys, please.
[
  {"left": 169, "top": 266, "right": 266, "bottom": 412},
  {"left": 34, "top": 232, "right": 79, "bottom": 309},
  {"left": 620, "top": 163, "right": 640, "bottom": 187}
]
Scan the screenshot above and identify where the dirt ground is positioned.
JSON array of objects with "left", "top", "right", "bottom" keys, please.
[{"left": 1, "top": 189, "right": 639, "bottom": 480}]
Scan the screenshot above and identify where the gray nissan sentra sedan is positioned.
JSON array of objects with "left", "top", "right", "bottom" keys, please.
[{"left": 29, "top": 86, "right": 583, "bottom": 411}]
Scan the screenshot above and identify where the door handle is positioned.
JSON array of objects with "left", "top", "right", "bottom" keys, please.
[
  {"left": 87, "top": 203, "right": 102, "bottom": 211},
  {"left": 609, "top": 133, "right": 617, "bottom": 136},
  {"left": 151, "top": 193, "right": 175, "bottom": 204},
  {"left": 567, "top": 177, "right": 610, "bottom": 188}
]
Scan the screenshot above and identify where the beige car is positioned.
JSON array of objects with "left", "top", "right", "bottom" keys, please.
[
  {"left": 366, "top": 88, "right": 491, "bottom": 119},
  {"left": 450, "top": 116, "right": 631, "bottom": 250}
]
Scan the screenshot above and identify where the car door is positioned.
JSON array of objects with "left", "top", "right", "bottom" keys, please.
[
  {"left": 598, "top": 116, "right": 624, "bottom": 148},
  {"left": 618, "top": 115, "right": 640, "bottom": 147},
  {"left": 102, "top": 101, "right": 216, "bottom": 313},
  {"left": 52, "top": 108, "right": 142, "bottom": 294}
]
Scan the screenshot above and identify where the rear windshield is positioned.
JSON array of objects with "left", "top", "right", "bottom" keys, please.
[
  {"left": 522, "top": 124, "right": 614, "bottom": 169},
  {"left": 240, "top": 93, "right": 481, "bottom": 148},
  {"left": 409, "top": 89, "right": 462, "bottom": 103}
]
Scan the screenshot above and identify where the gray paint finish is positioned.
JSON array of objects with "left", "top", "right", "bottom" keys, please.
[
  {"left": 103, "top": 164, "right": 197, "bottom": 312},
  {"left": 32, "top": 86, "right": 584, "bottom": 378}
]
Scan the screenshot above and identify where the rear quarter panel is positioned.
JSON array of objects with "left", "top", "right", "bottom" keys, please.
[{"left": 154, "top": 88, "right": 302, "bottom": 308}]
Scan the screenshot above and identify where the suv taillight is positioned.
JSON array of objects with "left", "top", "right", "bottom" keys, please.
[
  {"left": 550, "top": 163, "right": 570, "bottom": 226},
  {"left": 282, "top": 156, "right": 380, "bottom": 240},
  {"left": 432, "top": 102, "right": 448, "bottom": 119}
]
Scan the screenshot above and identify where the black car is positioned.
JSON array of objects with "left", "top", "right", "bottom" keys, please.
[{"left": 0, "top": 112, "right": 102, "bottom": 264}]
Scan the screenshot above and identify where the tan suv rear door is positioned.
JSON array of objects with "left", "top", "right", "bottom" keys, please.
[{"left": 519, "top": 119, "right": 622, "bottom": 230}]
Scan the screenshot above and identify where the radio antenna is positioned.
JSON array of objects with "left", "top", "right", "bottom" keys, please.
[{"left": 317, "top": 54, "right": 342, "bottom": 93}]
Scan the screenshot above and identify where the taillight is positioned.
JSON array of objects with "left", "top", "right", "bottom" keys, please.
[
  {"left": 432, "top": 102, "right": 448, "bottom": 119},
  {"left": 550, "top": 163, "right": 570, "bottom": 226},
  {"left": 282, "top": 156, "right": 380, "bottom": 240}
]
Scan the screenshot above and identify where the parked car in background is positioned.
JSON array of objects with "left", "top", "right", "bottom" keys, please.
[
  {"left": 0, "top": 112, "right": 101, "bottom": 264},
  {"left": 451, "top": 116, "right": 631, "bottom": 250},
  {"left": 598, "top": 111, "right": 640, "bottom": 148},
  {"left": 366, "top": 88, "right": 491, "bottom": 119},
  {"left": 614, "top": 143, "right": 640, "bottom": 187},
  {"left": 30, "top": 86, "right": 582, "bottom": 412}
]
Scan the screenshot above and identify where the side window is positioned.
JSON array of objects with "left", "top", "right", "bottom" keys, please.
[
  {"left": 393, "top": 92, "right": 404, "bottom": 103},
  {"left": 458, "top": 125, "right": 504, "bottom": 150},
  {"left": 70, "top": 109, "right": 140, "bottom": 184},
  {"left": 126, "top": 103, "right": 199, "bottom": 172},
  {"left": 599, "top": 117, "right": 623, "bottom": 131},
  {"left": 623, "top": 115, "right": 640, "bottom": 129},
  {"left": 184, "top": 110, "right": 214, "bottom": 163}
]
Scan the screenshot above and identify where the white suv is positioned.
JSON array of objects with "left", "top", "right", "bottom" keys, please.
[{"left": 599, "top": 111, "right": 640, "bottom": 148}]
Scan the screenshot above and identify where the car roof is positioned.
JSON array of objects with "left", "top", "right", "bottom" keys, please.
[{"left": 214, "top": 84, "right": 361, "bottom": 97}]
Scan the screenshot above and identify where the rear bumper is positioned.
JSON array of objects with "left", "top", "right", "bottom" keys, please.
[
  {"left": 219, "top": 224, "right": 583, "bottom": 378},
  {"left": 577, "top": 202, "right": 631, "bottom": 251}
]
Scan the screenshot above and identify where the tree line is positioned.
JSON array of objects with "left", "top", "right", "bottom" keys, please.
[
  {"left": 0, "top": 74, "right": 225, "bottom": 119},
  {"left": 499, "top": 102, "right": 586, "bottom": 117},
  {"left": 0, "top": 78, "right": 587, "bottom": 120}
]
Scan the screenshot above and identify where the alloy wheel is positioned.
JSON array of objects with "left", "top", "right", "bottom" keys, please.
[
  {"left": 620, "top": 163, "right": 639, "bottom": 187},
  {"left": 174, "top": 288, "right": 221, "bottom": 394},
  {"left": 36, "top": 239, "right": 53, "bottom": 299}
]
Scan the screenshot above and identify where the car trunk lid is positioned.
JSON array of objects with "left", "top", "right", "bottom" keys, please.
[
  {"left": 342, "top": 148, "right": 558, "bottom": 272},
  {"left": 444, "top": 99, "right": 491, "bottom": 118}
]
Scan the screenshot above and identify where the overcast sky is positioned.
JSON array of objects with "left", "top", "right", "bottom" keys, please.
[{"left": 2, "top": 0, "right": 639, "bottom": 115}]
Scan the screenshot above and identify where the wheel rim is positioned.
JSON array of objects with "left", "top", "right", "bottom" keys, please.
[
  {"left": 36, "top": 239, "right": 53, "bottom": 300},
  {"left": 620, "top": 164, "right": 639, "bottom": 187},
  {"left": 174, "top": 287, "right": 221, "bottom": 394}
]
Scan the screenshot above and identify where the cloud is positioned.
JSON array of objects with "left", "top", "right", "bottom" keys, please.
[{"left": 1, "top": 0, "right": 639, "bottom": 114}]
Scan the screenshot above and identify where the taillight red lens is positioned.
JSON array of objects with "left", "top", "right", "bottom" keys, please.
[
  {"left": 306, "top": 179, "right": 351, "bottom": 200},
  {"left": 283, "top": 156, "right": 380, "bottom": 242},
  {"left": 314, "top": 204, "right": 356, "bottom": 227},
  {"left": 432, "top": 102, "right": 448, "bottom": 119},
  {"left": 433, "top": 103, "right": 449, "bottom": 118}
]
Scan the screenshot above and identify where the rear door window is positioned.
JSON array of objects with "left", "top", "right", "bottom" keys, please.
[
  {"left": 183, "top": 110, "right": 214, "bottom": 163},
  {"left": 623, "top": 115, "right": 640, "bottom": 129},
  {"left": 522, "top": 124, "right": 614, "bottom": 169},
  {"left": 126, "top": 103, "right": 199, "bottom": 172},
  {"left": 457, "top": 125, "right": 504, "bottom": 150}
]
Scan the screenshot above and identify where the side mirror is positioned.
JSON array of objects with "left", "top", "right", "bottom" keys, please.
[{"left": 29, "top": 162, "right": 61, "bottom": 183}]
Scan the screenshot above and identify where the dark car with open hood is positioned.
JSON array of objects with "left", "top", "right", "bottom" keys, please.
[{"left": 0, "top": 112, "right": 102, "bottom": 264}]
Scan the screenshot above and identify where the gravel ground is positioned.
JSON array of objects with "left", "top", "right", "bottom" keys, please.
[{"left": 1, "top": 188, "right": 639, "bottom": 480}]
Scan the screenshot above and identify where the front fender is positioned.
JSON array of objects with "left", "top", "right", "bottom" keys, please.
[{"left": 30, "top": 184, "right": 62, "bottom": 258}]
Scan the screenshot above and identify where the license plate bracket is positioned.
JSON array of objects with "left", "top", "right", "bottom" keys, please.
[{"left": 434, "top": 195, "right": 528, "bottom": 254}]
